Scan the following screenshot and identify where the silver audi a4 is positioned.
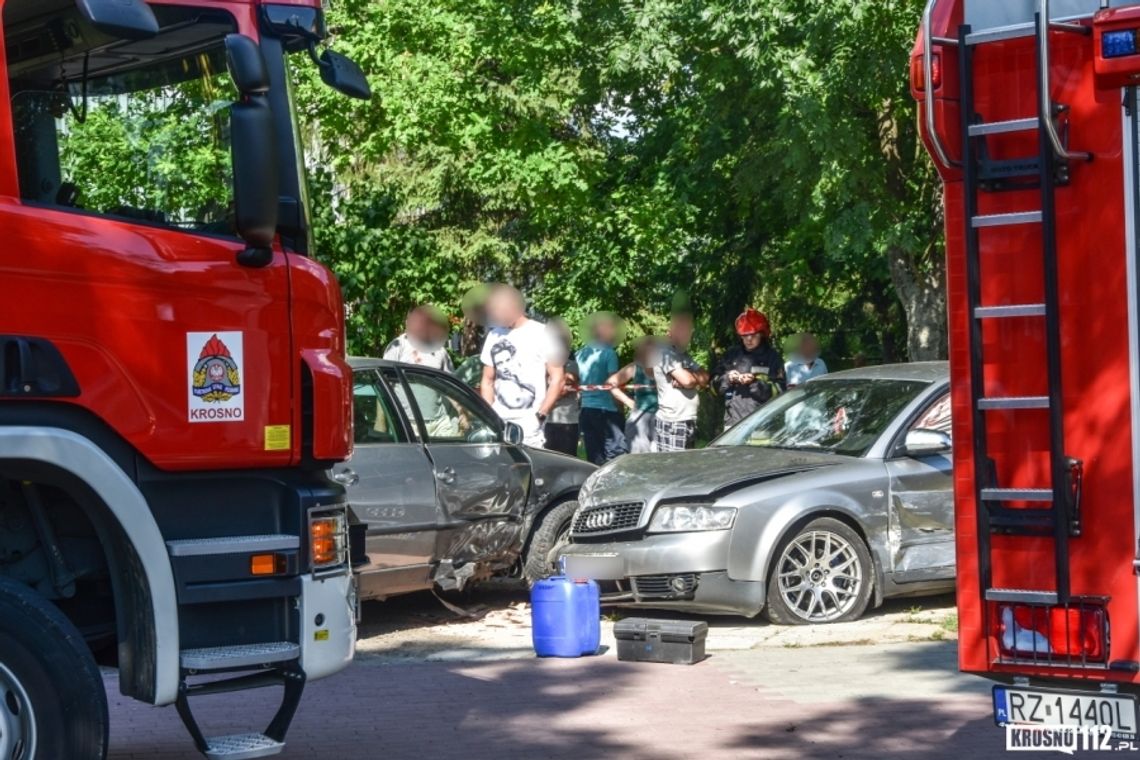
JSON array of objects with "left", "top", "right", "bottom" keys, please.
[{"left": 559, "top": 362, "right": 954, "bottom": 624}]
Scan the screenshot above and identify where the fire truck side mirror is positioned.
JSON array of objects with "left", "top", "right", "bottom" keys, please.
[
  {"left": 318, "top": 50, "right": 372, "bottom": 101},
  {"left": 224, "top": 35, "right": 278, "bottom": 267},
  {"left": 225, "top": 34, "right": 270, "bottom": 95},
  {"left": 230, "top": 100, "right": 278, "bottom": 266},
  {"left": 74, "top": 0, "right": 158, "bottom": 40}
]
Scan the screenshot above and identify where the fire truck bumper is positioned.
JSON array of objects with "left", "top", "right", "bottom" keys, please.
[{"left": 298, "top": 571, "right": 357, "bottom": 681}]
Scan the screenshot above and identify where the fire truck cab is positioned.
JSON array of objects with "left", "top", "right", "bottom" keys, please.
[
  {"left": 914, "top": 0, "right": 1140, "bottom": 743},
  {"left": 0, "top": 0, "right": 368, "bottom": 757}
]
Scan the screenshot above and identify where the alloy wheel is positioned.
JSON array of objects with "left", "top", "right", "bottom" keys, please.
[
  {"left": 0, "top": 661, "right": 35, "bottom": 760},
  {"left": 775, "top": 529, "right": 863, "bottom": 623}
]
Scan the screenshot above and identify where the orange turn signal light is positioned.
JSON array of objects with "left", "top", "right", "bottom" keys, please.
[
  {"left": 311, "top": 537, "right": 337, "bottom": 565},
  {"left": 250, "top": 553, "right": 284, "bottom": 576},
  {"left": 309, "top": 511, "right": 347, "bottom": 569}
]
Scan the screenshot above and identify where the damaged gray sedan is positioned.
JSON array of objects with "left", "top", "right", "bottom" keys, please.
[
  {"left": 559, "top": 363, "right": 953, "bottom": 624},
  {"left": 341, "top": 360, "right": 595, "bottom": 601}
]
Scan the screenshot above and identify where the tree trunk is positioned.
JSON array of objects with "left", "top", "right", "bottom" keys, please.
[{"left": 886, "top": 244, "right": 947, "bottom": 361}]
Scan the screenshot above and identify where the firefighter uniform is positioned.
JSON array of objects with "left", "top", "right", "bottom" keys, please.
[{"left": 713, "top": 343, "right": 787, "bottom": 429}]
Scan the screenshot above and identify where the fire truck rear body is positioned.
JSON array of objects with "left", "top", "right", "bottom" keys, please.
[{"left": 914, "top": 0, "right": 1140, "bottom": 737}]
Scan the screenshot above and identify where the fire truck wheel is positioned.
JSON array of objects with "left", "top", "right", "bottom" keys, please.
[
  {"left": 0, "top": 577, "right": 108, "bottom": 760},
  {"left": 523, "top": 500, "right": 579, "bottom": 583},
  {"left": 765, "top": 517, "right": 874, "bottom": 626}
]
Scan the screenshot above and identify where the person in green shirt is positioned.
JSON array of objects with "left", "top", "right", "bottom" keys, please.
[
  {"left": 575, "top": 312, "right": 628, "bottom": 464},
  {"left": 608, "top": 337, "right": 659, "bottom": 454}
]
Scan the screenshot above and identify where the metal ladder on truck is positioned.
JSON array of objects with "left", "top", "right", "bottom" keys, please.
[{"left": 922, "top": 0, "right": 1086, "bottom": 609}]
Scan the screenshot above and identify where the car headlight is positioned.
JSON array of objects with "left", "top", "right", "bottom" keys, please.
[{"left": 647, "top": 503, "right": 737, "bottom": 533}]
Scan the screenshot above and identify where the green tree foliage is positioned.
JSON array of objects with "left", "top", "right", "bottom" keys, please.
[
  {"left": 59, "top": 0, "right": 942, "bottom": 364},
  {"left": 58, "top": 73, "right": 236, "bottom": 227},
  {"left": 297, "top": 0, "right": 942, "bottom": 362},
  {"left": 290, "top": 0, "right": 700, "bottom": 357}
]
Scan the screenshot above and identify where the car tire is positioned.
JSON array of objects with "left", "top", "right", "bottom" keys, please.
[
  {"left": 523, "top": 500, "right": 579, "bottom": 583},
  {"left": 0, "top": 577, "right": 108, "bottom": 760},
  {"left": 765, "top": 517, "right": 874, "bottom": 626}
]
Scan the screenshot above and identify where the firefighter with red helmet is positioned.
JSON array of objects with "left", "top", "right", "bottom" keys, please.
[{"left": 712, "top": 307, "right": 787, "bottom": 429}]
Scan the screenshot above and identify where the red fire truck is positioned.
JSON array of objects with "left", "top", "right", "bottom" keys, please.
[
  {"left": 913, "top": 0, "right": 1140, "bottom": 742},
  {"left": 0, "top": 0, "right": 368, "bottom": 757}
]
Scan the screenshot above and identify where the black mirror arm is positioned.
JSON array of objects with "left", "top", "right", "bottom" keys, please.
[
  {"left": 307, "top": 39, "right": 324, "bottom": 68},
  {"left": 237, "top": 248, "right": 274, "bottom": 268}
]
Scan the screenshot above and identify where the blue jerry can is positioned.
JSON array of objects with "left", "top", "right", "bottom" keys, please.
[{"left": 531, "top": 576, "right": 601, "bottom": 657}]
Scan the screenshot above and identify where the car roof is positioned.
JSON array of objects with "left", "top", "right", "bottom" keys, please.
[
  {"left": 810, "top": 361, "right": 948, "bottom": 384},
  {"left": 349, "top": 356, "right": 451, "bottom": 372},
  {"left": 352, "top": 356, "right": 946, "bottom": 383},
  {"left": 349, "top": 357, "right": 400, "bottom": 370},
  {"left": 349, "top": 356, "right": 468, "bottom": 383}
]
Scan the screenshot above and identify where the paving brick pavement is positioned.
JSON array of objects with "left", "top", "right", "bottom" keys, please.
[{"left": 105, "top": 641, "right": 1074, "bottom": 760}]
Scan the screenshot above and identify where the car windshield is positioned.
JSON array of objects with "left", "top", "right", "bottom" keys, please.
[{"left": 713, "top": 378, "right": 929, "bottom": 457}]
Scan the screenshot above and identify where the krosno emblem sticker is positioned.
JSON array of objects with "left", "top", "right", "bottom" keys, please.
[{"left": 187, "top": 332, "right": 244, "bottom": 422}]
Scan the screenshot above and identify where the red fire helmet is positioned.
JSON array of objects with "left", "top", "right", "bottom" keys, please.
[{"left": 735, "top": 308, "right": 770, "bottom": 337}]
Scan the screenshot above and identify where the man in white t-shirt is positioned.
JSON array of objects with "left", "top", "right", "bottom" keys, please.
[{"left": 479, "top": 285, "right": 566, "bottom": 447}]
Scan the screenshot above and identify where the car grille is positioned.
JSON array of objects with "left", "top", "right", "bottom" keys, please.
[
  {"left": 571, "top": 502, "right": 644, "bottom": 536},
  {"left": 633, "top": 573, "right": 699, "bottom": 599}
]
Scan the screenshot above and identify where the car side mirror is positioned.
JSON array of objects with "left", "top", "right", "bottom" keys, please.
[
  {"left": 503, "top": 422, "right": 524, "bottom": 446},
  {"left": 75, "top": 0, "right": 158, "bottom": 40},
  {"left": 905, "top": 428, "right": 952, "bottom": 456},
  {"left": 318, "top": 50, "right": 372, "bottom": 100}
]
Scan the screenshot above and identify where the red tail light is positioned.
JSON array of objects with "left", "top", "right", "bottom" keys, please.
[
  {"left": 996, "top": 603, "right": 1108, "bottom": 663},
  {"left": 911, "top": 53, "right": 942, "bottom": 92}
]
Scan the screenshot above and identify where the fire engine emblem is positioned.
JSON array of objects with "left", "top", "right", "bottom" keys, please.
[
  {"left": 187, "top": 332, "right": 245, "bottom": 423},
  {"left": 192, "top": 334, "right": 241, "bottom": 402}
]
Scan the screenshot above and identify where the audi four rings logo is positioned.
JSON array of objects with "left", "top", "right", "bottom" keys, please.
[{"left": 583, "top": 509, "right": 615, "bottom": 530}]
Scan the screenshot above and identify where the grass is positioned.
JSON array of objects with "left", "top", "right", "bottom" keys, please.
[
  {"left": 783, "top": 638, "right": 878, "bottom": 649},
  {"left": 941, "top": 613, "right": 959, "bottom": 633}
]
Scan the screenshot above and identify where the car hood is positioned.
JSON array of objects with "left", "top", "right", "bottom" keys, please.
[{"left": 581, "top": 446, "right": 847, "bottom": 506}]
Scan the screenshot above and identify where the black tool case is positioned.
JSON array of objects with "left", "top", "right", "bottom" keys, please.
[{"left": 613, "top": 618, "right": 708, "bottom": 664}]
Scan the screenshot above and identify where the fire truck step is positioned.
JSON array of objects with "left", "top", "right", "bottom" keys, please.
[
  {"left": 176, "top": 665, "right": 304, "bottom": 760},
  {"left": 987, "top": 506, "right": 1055, "bottom": 533},
  {"left": 973, "top": 303, "right": 1046, "bottom": 319},
  {"left": 985, "top": 589, "right": 1060, "bottom": 605},
  {"left": 166, "top": 535, "right": 299, "bottom": 557},
  {"left": 972, "top": 211, "right": 1043, "bottom": 228},
  {"left": 181, "top": 642, "right": 300, "bottom": 671},
  {"left": 203, "top": 733, "right": 284, "bottom": 760},
  {"left": 969, "top": 118, "right": 1039, "bottom": 137},
  {"left": 978, "top": 396, "right": 1050, "bottom": 410},
  {"left": 981, "top": 488, "right": 1054, "bottom": 502}
]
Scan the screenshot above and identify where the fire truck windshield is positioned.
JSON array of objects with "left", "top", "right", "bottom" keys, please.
[{"left": 3, "top": 1, "right": 329, "bottom": 246}]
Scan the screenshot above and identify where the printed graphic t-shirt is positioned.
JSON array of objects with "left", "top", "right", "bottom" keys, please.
[{"left": 480, "top": 320, "right": 560, "bottom": 421}]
